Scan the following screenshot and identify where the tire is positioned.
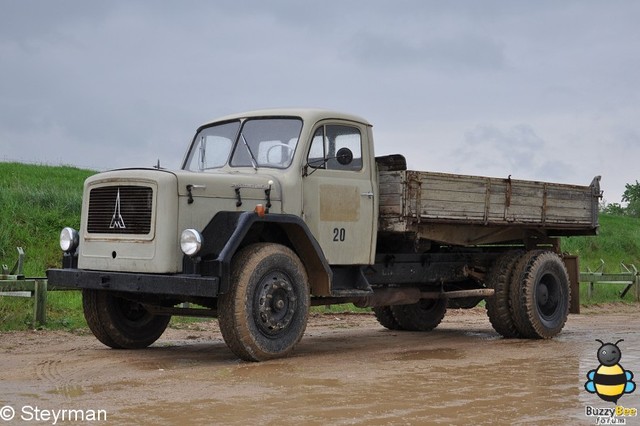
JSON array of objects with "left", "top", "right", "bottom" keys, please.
[
  {"left": 218, "top": 243, "right": 310, "bottom": 362},
  {"left": 82, "top": 289, "right": 171, "bottom": 349},
  {"left": 390, "top": 299, "right": 447, "bottom": 331},
  {"left": 447, "top": 297, "right": 483, "bottom": 309},
  {"left": 485, "top": 251, "right": 523, "bottom": 338},
  {"left": 509, "top": 251, "right": 570, "bottom": 339},
  {"left": 373, "top": 306, "right": 404, "bottom": 330}
]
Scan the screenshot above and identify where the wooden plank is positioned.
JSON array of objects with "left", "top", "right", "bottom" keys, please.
[
  {"left": 0, "top": 291, "right": 31, "bottom": 297},
  {"left": 579, "top": 273, "right": 635, "bottom": 282},
  {"left": 0, "top": 281, "right": 36, "bottom": 292},
  {"left": 420, "top": 187, "right": 487, "bottom": 203},
  {"left": 378, "top": 172, "right": 404, "bottom": 218},
  {"left": 419, "top": 199, "right": 487, "bottom": 221},
  {"left": 34, "top": 279, "right": 47, "bottom": 326}
]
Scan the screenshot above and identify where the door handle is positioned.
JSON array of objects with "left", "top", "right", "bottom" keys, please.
[{"left": 361, "top": 191, "right": 374, "bottom": 198}]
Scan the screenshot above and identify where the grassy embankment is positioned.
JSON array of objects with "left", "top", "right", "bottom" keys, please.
[
  {"left": 1, "top": 162, "right": 639, "bottom": 331},
  {"left": 1, "top": 162, "right": 93, "bottom": 330}
]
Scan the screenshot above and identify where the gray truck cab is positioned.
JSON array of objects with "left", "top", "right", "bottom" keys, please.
[
  {"left": 49, "top": 109, "right": 382, "bottom": 361},
  {"left": 180, "top": 108, "right": 378, "bottom": 266}
]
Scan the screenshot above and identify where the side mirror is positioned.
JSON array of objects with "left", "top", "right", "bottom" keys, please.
[{"left": 336, "top": 147, "right": 353, "bottom": 165}]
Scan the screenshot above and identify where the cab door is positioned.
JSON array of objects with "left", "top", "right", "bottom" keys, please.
[{"left": 301, "top": 122, "right": 376, "bottom": 265}]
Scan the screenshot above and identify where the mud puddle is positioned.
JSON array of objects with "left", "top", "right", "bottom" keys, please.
[{"left": 2, "top": 306, "right": 640, "bottom": 424}]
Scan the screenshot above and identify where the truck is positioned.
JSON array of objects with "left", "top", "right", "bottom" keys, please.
[{"left": 47, "top": 109, "right": 601, "bottom": 362}]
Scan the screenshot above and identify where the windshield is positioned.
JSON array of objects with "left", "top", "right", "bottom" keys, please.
[{"left": 184, "top": 118, "right": 303, "bottom": 171}]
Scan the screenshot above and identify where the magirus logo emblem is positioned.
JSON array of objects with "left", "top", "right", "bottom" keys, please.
[{"left": 109, "top": 189, "right": 126, "bottom": 229}]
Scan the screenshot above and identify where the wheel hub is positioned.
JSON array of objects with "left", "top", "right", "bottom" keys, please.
[
  {"left": 115, "top": 297, "right": 149, "bottom": 323},
  {"left": 537, "top": 283, "right": 549, "bottom": 306},
  {"left": 256, "top": 273, "right": 297, "bottom": 335},
  {"left": 537, "top": 275, "right": 560, "bottom": 319}
]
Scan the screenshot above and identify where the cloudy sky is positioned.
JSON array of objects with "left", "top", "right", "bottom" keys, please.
[{"left": 1, "top": 1, "right": 638, "bottom": 204}]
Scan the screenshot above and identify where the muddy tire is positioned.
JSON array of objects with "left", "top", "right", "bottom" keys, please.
[
  {"left": 485, "top": 251, "right": 523, "bottom": 338},
  {"left": 509, "top": 251, "right": 570, "bottom": 339},
  {"left": 218, "top": 243, "right": 310, "bottom": 362},
  {"left": 390, "top": 299, "right": 447, "bottom": 331},
  {"left": 447, "top": 296, "right": 483, "bottom": 309},
  {"left": 373, "top": 306, "right": 404, "bottom": 330},
  {"left": 82, "top": 289, "right": 171, "bottom": 349}
]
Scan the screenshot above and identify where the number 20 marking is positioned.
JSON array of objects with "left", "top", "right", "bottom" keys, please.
[{"left": 333, "top": 228, "right": 346, "bottom": 242}]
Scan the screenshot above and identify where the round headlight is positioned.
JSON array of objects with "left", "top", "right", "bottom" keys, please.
[
  {"left": 180, "top": 229, "right": 203, "bottom": 256},
  {"left": 60, "top": 227, "right": 79, "bottom": 252}
]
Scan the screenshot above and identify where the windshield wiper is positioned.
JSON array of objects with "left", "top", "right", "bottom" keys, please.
[{"left": 240, "top": 134, "right": 258, "bottom": 171}]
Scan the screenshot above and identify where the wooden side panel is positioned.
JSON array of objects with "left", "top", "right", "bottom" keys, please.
[
  {"left": 544, "top": 186, "right": 594, "bottom": 223},
  {"left": 378, "top": 170, "right": 599, "bottom": 244},
  {"left": 415, "top": 172, "right": 491, "bottom": 222},
  {"left": 412, "top": 172, "right": 596, "bottom": 226}
]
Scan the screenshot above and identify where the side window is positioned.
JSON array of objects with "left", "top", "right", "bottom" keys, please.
[
  {"left": 307, "top": 125, "right": 362, "bottom": 171},
  {"left": 329, "top": 125, "right": 362, "bottom": 171}
]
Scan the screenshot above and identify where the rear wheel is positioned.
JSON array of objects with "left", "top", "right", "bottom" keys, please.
[
  {"left": 82, "top": 289, "right": 171, "bottom": 349},
  {"left": 390, "top": 299, "right": 447, "bottom": 331},
  {"left": 218, "top": 243, "right": 310, "bottom": 361},
  {"left": 485, "top": 251, "right": 523, "bottom": 338},
  {"left": 373, "top": 306, "right": 404, "bottom": 330},
  {"left": 509, "top": 251, "right": 570, "bottom": 339}
]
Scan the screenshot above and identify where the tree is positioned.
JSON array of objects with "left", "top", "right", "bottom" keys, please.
[
  {"left": 602, "top": 202, "right": 625, "bottom": 216},
  {"left": 622, "top": 181, "right": 640, "bottom": 217}
]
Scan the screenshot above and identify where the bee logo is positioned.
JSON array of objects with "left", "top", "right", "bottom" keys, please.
[{"left": 585, "top": 339, "right": 636, "bottom": 404}]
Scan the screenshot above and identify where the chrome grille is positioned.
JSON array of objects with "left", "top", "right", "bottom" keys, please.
[{"left": 87, "top": 185, "right": 153, "bottom": 234}]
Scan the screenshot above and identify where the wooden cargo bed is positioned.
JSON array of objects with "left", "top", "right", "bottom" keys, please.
[{"left": 377, "top": 157, "right": 600, "bottom": 245}]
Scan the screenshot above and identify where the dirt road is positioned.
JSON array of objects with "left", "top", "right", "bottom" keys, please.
[{"left": 2, "top": 305, "right": 640, "bottom": 425}]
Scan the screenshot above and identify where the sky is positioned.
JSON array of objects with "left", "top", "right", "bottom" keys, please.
[{"left": 1, "top": 1, "right": 639, "bottom": 205}]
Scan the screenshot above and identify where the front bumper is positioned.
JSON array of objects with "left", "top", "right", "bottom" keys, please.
[{"left": 46, "top": 269, "right": 220, "bottom": 298}]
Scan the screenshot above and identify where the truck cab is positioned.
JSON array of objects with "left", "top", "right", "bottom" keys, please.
[
  {"left": 179, "top": 108, "right": 378, "bottom": 266},
  {"left": 50, "top": 109, "right": 382, "bottom": 361}
]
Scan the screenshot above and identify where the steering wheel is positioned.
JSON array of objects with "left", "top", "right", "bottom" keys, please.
[{"left": 266, "top": 143, "right": 295, "bottom": 165}]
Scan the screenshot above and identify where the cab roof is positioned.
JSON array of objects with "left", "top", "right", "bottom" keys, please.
[{"left": 199, "top": 108, "right": 372, "bottom": 129}]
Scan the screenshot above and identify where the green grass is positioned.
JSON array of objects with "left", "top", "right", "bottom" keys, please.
[
  {"left": 563, "top": 214, "right": 640, "bottom": 303},
  {"left": 0, "top": 162, "right": 94, "bottom": 275},
  {"left": 1, "top": 163, "right": 638, "bottom": 331},
  {"left": 0, "top": 162, "right": 94, "bottom": 330},
  {"left": 311, "top": 304, "right": 371, "bottom": 314},
  {"left": 562, "top": 214, "right": 640, "bottom": 270}
]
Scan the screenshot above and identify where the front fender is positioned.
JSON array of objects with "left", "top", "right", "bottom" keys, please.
[{"left": 191, "top": 211, "right": 332, "bottom": 296}]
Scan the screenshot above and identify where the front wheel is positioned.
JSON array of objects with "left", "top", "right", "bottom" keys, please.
[
  {"left": 218, "top": 243, "right": 310, "bottom": 362},
  {"left": 82, "top": 289, "right": 171, "bottom": 349}
]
